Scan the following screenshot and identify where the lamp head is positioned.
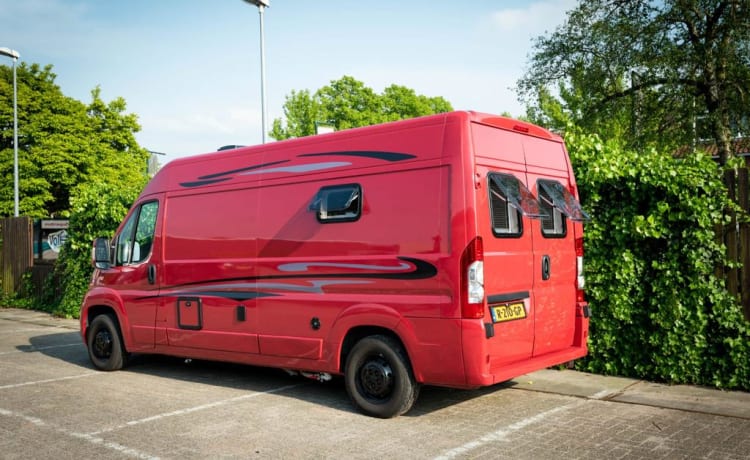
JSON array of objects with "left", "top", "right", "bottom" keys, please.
[
  {"left": 0, "top": 47, "right": 20, "bottom": 60},
  {"left": 243, "top": 0, "right": 270, "bottom": 7}
]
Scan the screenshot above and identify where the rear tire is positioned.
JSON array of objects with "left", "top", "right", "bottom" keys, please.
[
  {"left": 344, "top": 335, "right": 419, "bottom": 418},
  {"left": 87, "top": 314, "right": 127, "bottom": 371}
]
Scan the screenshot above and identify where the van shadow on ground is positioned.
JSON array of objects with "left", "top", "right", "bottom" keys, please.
[{"left": 27, "top": 331, "right": 510, "bottom": 417}]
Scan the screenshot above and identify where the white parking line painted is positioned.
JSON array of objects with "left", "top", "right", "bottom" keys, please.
[
  {"left": 0, "top": 343, "right": 82, "bottom": 356},
  {"left": 0, "top": 407, "right": 159, "bottom": 460},
  {"left": 433, "top": 400, "right": 586, "bottom": 460},
  {"left": 0, "top": 372, "right": 98, "bottom": 390},
  {"left": 88, "top": 382, "right": 306, "bottom": 435},
  {"left": 0, "top": 408, "right": 45, "bottom": 426},
  {"left": 0, "top": 327, "right": 71, "bottom": 333}
]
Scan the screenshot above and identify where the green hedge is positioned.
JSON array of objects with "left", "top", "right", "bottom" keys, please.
[
  {"left": 43, "top": 180, "right": 143, "bottom": 318},
  {"left": 567, "top": 129, "right": 749, "bottom": 390}
]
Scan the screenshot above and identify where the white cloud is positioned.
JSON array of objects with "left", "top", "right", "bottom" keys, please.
[
  {"left": 142, "top": 107, "right": 260, "bottom": 135},
  {"left": 490, "top": 0, "right": 576, "bottom": 37},
  {"left": 136, "top": 106, "right": 263, "bottom": 160}
]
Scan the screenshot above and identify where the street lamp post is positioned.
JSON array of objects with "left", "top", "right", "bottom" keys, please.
[
  {"left": 243, "top": 0, "right": 269, "bottom": 144},
  {"left": 0, "top": 47, "right": 20, "bottom": 216}
]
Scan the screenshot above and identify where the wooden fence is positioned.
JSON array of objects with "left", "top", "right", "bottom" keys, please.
[
  {"left": 0, "top": 217, "right": 33, "bottom": 297},
  {"left": 719, "top": 167, "right": 750, "bottom": 321}
]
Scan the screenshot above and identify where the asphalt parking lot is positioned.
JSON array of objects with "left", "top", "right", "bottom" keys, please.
[{"left": 2, "top": 307, "right": 749, "bottom": 459}]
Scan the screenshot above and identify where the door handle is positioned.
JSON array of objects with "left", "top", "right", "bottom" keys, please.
[
  {"left": 148, "top": 264, "right": 157, "bottom": 284},
  {"left": 541, "top": 255, "right": 551, "bottom": 280}
]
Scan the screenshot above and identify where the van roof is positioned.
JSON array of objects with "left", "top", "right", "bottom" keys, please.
[{"left": 143, "top": 111, "right": 561, "bottom": 196}]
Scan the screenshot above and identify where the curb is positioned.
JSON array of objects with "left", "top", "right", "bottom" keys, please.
[{"left": 511, "top": 368, "right": 750, "bottom": 420}]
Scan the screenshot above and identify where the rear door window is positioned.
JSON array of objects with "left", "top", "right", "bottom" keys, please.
[
  {"left": 537, "top": 179, "right": 589, "bottom": 237},
  {"left": 488, "top": 173, "right": 547, "bottom": 237}
]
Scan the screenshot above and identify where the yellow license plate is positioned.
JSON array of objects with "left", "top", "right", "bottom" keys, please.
[{"left": 491, "top": 302, "right": 527, "bottom": 323}]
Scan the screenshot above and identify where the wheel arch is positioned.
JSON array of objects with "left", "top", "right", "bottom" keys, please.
[
  {"left": 327, "top": 303, "right": 420, "bottom": 381},
  {"left": 339, "top": 326, "right": 412, "bottom": 375},
  {"left": 81, "top": 291, "right": 131, "bottom": 351}
]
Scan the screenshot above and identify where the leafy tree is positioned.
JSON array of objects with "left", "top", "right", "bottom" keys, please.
[
  {"left": 1, "top": 62, "right": 149, "bottom": 315},
  {"left": 0, "top": 63, "right": 149, "bottom": 217},
  {"left": 566, "top": 126, "right": 749, "bottom": 389},
  {"left": 49, "top": 179, "right": 145, "bottom": 317},
  {"left": 271, "top": 76, "right": 453, "bottom": 140},
  {"left": 518, "top": 0, "right": 750, "bottom": 163}
]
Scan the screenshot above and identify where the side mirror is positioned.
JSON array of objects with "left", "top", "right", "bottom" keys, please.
[{"left": 92, "top": 237, "right": 111, "bottom": 269}]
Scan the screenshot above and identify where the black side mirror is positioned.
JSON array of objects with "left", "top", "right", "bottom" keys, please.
[{"left": 92, "top": 237, "right": 111, "bottom": 269}]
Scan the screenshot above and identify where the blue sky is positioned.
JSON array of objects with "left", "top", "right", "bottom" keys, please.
[{"left": 1, "top": 0, "right": 575, "bottom": 163}]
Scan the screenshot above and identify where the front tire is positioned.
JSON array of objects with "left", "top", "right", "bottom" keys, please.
[
  {"left": 344, "top": 335, "right": 419, "bottom": 418},
  {"left": 87, "top": 314, "right": 127, "bottom": 371}
]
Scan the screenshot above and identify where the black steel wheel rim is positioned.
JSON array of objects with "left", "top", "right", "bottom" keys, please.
[
  {"left": 92, "top": 329, "right": 113, "bottom": 359},
  {"left": 358, "top": 356, "right": 394, "bottom": 401}
]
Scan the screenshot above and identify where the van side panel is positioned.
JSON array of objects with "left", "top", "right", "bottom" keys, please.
[
  {"left": 254, "top": 165, "right": 452, "bottom": 366},
  {"left": 160, "top": 187, "right": 261, "bottom": 354}
]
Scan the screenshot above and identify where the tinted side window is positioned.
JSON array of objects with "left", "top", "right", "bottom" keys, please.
[
  {"left": 309, "top": 184, "right": 361, "bottom": 223},
  {"left": 133, "top": 201, "right": 158, "bottom": 263},
  {"left": 116, "top": 212, "right": 137, "bottom": 265},
  {"left": 116, "top": 201, "right": 159, "bottom": 265}
]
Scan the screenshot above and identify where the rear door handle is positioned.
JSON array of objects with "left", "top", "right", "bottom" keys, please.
[
  {"left": 148, "top": 264, "right": 157, "bottom": 284},
  {"left": 541, "top": 255, "right": 551, "bottom": 280}
]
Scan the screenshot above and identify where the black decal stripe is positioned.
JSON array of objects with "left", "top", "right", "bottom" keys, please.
[
  {"left": 488, "top": 291, "right": 530, "bottom": 304},
  {"left": 180, "top": 177, "right": 232, "bottom": 188},
  {"left": 161, "top": 257, "right": 438, "bottom": 291},
  {"left": 179, "top": 152, "right": 416, "bottom": 188},
  {"left": 179, "top": 160, "right": 291, "bottom": 188},
  {"left": 198, "top": 160, "right": 290, "bottom": 180},
  {"left": 298, "top": 151, "right": 416, "bottom": 162},
  {"left": 181, "top": 291, "right": 279, "bottom": 301},
  {"left": 135, "top": 291, "right": 279, "bottom": 301}
]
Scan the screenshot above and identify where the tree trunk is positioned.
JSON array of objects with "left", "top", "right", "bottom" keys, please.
[{"left": 703, "top": 65, "right": 734, "bottom": 165}]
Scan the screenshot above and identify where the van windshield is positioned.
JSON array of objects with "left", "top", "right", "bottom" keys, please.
[{"left": 489, "top": 174, "right": 548, "bottom": 218}]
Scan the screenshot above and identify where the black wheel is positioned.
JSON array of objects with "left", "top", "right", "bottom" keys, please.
[
  {"left": 87, "top": 314, "right": 127, "bottom": 371},
  {"left": 344, "top": 335, "right": 419, "bottom": 418}
]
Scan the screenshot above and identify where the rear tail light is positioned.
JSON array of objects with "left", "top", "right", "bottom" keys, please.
[
  {"left": 575, "top": 237, "right": 585, "bottom": 302},
  {"left": 461, "top": 237, "right": 485, "bottom": 318}
]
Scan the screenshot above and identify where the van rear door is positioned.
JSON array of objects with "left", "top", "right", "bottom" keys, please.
[
  {"left": 522, "top": 136, "right": 587, "bottom": 356},
  {"left": 472, "top": 124, "right": 540, "bottom": 366}
]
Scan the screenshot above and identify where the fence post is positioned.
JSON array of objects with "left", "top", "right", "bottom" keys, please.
[
  {"left": 724, "top": 169, "right": 739, "bottom": 298},
  {"left": 1, "top": 217, "right": 33, "bottom": 297},
  {"left": 738, "top": 167, "right": 749, "bottom": 321}
]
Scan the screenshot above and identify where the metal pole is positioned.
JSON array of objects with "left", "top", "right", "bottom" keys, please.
[
  {"left": 12, "top": 56, "right": 18, "bottom": 216},
  {"left": 258, "top": 4, "right": 267, "bottom": 144},
  {"left": 1, "top": 47, "right": 20, "bottom": 216}
]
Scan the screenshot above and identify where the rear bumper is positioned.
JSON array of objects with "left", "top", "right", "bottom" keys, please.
[
  {"left": 461, "top": 311, "right": 589, "bottom": 387},
  {"left": 463, "top": 342, "right": 588, "bottom": 387}
]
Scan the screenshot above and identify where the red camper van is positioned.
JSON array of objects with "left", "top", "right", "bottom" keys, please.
[{"left": 81, "top": 111, "right": 590, "bottom": 418}]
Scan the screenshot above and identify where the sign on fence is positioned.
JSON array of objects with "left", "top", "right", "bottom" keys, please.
[{"left": 33, "top": 219, "right": 69, "bottom": 260}]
